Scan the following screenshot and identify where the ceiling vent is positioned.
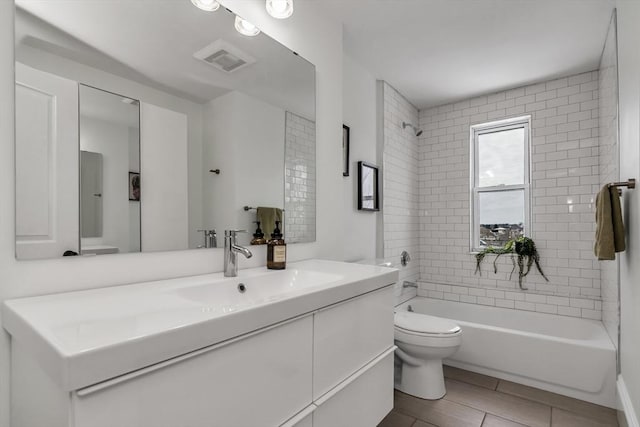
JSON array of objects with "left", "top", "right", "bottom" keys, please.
[{"left": 194, "top": 39, "right": 256, "bottom": 73}]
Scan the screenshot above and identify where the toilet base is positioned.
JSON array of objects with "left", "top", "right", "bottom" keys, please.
[{"left": 397, "top": 359, "right": 446, "bottom": 400}]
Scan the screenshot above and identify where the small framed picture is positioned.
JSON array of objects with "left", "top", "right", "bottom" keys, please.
[
  {"left": 357, "top": 161, "right": 380, "bottom": 211},
  {"left": 129, "top": 172, "right": 140, "bottom": 201},
  {"left": 342, "top": 124, "right": 350, "bottom": 177}
]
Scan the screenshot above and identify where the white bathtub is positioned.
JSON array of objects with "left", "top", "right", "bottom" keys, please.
[{"left": 397, "top": 297, "right": 617, "bottom": 407}]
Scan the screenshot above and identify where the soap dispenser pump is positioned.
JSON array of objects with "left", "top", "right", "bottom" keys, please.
[
  {"left": 251, "top": 221, "right": 266, "bottom": 245},
  {"left": 267, "top": 220, "right": 286, "bottom": 270}
]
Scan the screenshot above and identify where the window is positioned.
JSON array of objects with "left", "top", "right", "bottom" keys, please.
[{"left": 470, "top": 116, "right": 531, "bottom": 251}]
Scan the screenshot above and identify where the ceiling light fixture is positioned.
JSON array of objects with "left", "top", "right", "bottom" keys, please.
[
  {"left": 190, "top": 0, "right": 220, "bottom": 12},
  {"left": 265, "top": 0, "right": 294, "bottom": 19},
  {"left": 234, "top": 16, "right": 261, "bottom": 37}
]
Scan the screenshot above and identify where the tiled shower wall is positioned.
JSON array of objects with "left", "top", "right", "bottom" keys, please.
[
  {"left": 418, "top": 71, "right": 603, "bottom": 320},
  {"left": 598, "top": 14, "right": 620, "bottom": 347},
  {"left": 380, "top": 82, "right": 421, "bottom": 304},
  {"left": 284, "top": 111, "right": 316, "bottom": 243}
]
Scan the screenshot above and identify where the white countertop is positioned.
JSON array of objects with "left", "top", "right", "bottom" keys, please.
[{"left": 3, "top": 259, "right": 398, "bottom": 391}]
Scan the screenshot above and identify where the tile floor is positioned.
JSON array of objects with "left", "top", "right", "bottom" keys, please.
[{"left": 378, "top": 366, "right": 618, "bottom": 427}]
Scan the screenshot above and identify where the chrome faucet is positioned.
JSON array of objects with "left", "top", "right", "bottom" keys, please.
[
  {"left": 402, "top": 281, "right": 418, "bottom": 289},
  {"left": 224, "top": 230, "right": 253, "bottom": 277},
  {"left": 197, "top": 229, "right": 217, "bottom": 248}
]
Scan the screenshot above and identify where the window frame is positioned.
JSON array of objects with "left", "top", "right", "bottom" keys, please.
[{"left": 470, "top": 115, "right": 532, "bottom": 252}]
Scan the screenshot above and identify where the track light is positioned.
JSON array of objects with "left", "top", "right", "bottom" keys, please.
[
  {"left": 190, "top": 0, "right": 220, "bottom": 12},
  {"left": 266, "top": 0, "right": 293, "bottom": 19},
  {"left": 234, "top": 16, "right": 261, "bottom": 37}
]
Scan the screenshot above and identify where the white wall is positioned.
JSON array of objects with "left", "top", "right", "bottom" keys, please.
[
  {"left": 231, "top": 93, "right": 284, "bottom": 238},
  {"left": 202, "top": 92, "right": 237, "bottom": 238},
  {"left": 419, "top": 71, "right": 603, "bottom": 319},
  {"left": 342, "top": 54, "right": 378, "bottom": 262},
  {"left": 616, "top": 0, "right": 640, "bottom": 422},
  {"left": 203, "top": 90, "right": 285, "bottom": 245},
  {"left": 379, "top": 82, "right": 421, "bottom": 305},
  {"left": 0, "top": 1, "right": 343, "bottom": 424},
  {"left": 598, "top": 12, "right": 620, "bottom": 349}
]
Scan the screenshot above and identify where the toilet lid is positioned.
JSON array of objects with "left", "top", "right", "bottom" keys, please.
[{"left": 394, "top": 311, "right": 461, "bottom": 335}]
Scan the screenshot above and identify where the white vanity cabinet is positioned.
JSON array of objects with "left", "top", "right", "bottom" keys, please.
[
  {"left": 313, "top": 349, "right": 395, "bottom": 427},
  {"left": 314, "top": 285, "right": 394, "bottom": 399},
  {"left": 311, "top": 286, "right": 395, "bottom": 427},
  {"left": 72, "top": 316, "right": 313, "bottom": 427},
  {"left": 5, "top": 260, "right": 398, "bottom": 427},
  {"left": 13, "top": 316, "right": 314, "bottom": 427}
]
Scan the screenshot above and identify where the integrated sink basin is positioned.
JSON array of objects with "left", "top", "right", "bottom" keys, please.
[
  {"left": 2, "top": 259, "right": 398, "bottom": 391},
  {"left": 175, "top": 268, "right": 343, "bottom": 306}
]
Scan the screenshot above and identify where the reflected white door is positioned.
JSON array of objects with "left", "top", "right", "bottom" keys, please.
[
  {"left": 15, "top": 63, "right": 79, "bottom": 259},
  {"left": 140, "top": 103, "right": 188, "bottom": 252}
]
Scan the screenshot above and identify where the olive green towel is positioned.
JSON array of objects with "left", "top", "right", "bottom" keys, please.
[
  {"left": 594, "top": 185, "right": 626, "bottom": 260},
  {"left": 256, "top": 207, "right": 283, "bottom": 239}
]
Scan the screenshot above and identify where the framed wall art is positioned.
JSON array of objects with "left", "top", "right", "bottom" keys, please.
[{"left": 357, "top": 161, "right": 379, "bottom": 211}]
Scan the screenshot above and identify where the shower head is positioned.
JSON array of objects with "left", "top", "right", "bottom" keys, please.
[{"left": 402, "top": 121, "right": 423, "bottom": 137}]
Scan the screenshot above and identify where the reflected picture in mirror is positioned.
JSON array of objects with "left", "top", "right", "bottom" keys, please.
[
  {"left": 357, "top": 161, "right": 379, "bottom": 212},
  {"left": 129, "top": 173, "right": 140, "bottom": 202},
  {"left": 13, "top": 1, "right": 316, "bottom": 259}
]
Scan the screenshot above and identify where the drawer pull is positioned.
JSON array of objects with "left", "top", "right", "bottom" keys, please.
[
  {"left": 279, "top": 404, "right": 317, "bottom": 427},
  {"left": 315, "top": 346, "right": 396, "bottom": 406}
]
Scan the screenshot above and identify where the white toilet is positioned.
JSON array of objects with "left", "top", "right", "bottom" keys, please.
[{"left": 394, "top": 310, "right": 462, "bottom": 400}]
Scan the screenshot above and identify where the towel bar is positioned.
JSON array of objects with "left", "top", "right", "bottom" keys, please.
[
  {"left": 607, "top": 178, "right": 635, "bottom": 190},
  {"left": 243, "top": 206, "right": 285, "bottom": 212}
]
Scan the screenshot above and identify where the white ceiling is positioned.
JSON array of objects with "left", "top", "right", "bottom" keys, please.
[
  {"left": 323, "top": 0, "right": 615, "bottom": 109},
  {"left": 80, "top": 85, "right": 140, "bottom": 128},
  {"left": 15, "top": 1, "right": 315, "bottom": 118}
]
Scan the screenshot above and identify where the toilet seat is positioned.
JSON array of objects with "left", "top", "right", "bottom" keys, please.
[{"left": 394, "top": 311, "right": 461, "bottom": 337}]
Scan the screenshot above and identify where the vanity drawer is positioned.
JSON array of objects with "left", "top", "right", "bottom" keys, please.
[
  {"left": 72, "top": 316, "right": 313, "bottom": 427},
  {"left": 313, "top": 347, "right": 395, "bottom": 427},
  {"left": 313, "top": 285, "right": 394, "bottom": 399}
]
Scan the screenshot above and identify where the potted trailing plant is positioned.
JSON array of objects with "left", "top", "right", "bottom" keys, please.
[{"left": 474, "top": 236, "right": 548, "bottom": 290}]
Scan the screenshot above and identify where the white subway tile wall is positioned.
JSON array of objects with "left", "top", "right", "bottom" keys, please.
[
  {"left": 381, "top": 82, "right": 421, "bottom": 304},
  {"left": 598, "top": 16, "right": 620, "bottom": 346},
  {"left": 419, "top": 71, "right": 603, "bottom": 320},
  {"left": 284, "top": 111, "right": 316, "bottom": 243},
  {"left": 417, "top": 282, "right": 602, "bottom": 319}
]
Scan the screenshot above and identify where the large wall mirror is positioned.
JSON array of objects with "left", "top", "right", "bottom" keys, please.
[{"left": 14, "top": 0, "right": 316, "bottom": 260}]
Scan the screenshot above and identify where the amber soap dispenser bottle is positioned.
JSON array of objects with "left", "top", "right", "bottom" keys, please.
[{"left": 267, "top": 220, "right": 286, "bottom": 270}]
